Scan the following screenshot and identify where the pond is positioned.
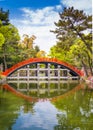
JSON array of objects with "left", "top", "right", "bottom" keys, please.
[{"left": 0, "top": 80, "right": 93, "bottom": 130}]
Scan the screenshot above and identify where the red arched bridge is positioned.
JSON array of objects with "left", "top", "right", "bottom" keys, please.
[{"left": 2, "top": 58, "right": 84, "bottom": 80}]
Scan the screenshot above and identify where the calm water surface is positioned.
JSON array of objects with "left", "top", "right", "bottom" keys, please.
[{"left": 0, "top": 80, "right": 93, "bottom": 130}]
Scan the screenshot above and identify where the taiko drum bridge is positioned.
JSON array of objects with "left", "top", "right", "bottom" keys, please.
[{"left": 2, "top": 58, "right": 84, "bottom": 80}]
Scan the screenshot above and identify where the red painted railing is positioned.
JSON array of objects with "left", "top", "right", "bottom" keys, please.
[
  {"left": 51, "top": 84, "right": 84, "bottom": 102},
  {"left": 3, "top": 84, "right": 37, "bottom": 102},
  {"left": 2, "top": 58, "right": 84, "bottom": 77},
  {"left": 2, "top": 83, "right": 85, "bottom": 102}
]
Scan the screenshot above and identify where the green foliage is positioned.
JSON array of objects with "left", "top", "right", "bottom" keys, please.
[
  {"left": 0, "top": 33, "right": 5, "bottom": 47},
  {"left": 0, "top": 23, "right": 20, "bottom": 70},
  {"left": 16, "top": 47, "right": 37, "bottom": 62},
  {"left": 52, "top": 7, "right": 92, "bottom": 53},
  {"left": 0, "top": 8, "right": 41, "bottom": 70},
  {"left": 0, "top": 24, "right": 20, "bottom": 43},
  {"left": 0, "top": 87, "right": 35, "bottom": 129},
  {"left": 0, "top": 23, "right": 40, "bottom": 69},
  {"left": 50, "top": 7, "right": 92, "bottom": 76},
  {"left": 52, "top": 84, "right": 93, "bottom": 129},
  {"left": 0, "top": 8, "right": 21, "bottom": 70}
]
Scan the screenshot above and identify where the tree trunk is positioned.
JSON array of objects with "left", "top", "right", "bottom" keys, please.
[
  {"left": 86, "top": 50, "right": 93, "bottom": 76},
  {"left": 88, "top": 60, "right": 93, "bottom": 76},
  {"left": 3, "top": 54, "right": 7, "bottom": 71},
  {"left": 81, "top": 60, "right": 89, "bottom": 77}
]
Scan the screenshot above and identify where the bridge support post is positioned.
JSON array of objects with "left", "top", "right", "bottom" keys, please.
[
  {"left": 58, "top": 81, "right": 60, "bottom": 94},
  {"left": 54, "top": 65, "right": 58, "bottom": 76},
  {"left": 17, "top": 81, "right": 20, "bottom": 90},
  {"left": 35, "top": 64, "right": 38, "bottom": 76},
  {"left": 45, "top": 63, "right": 48, "bottom": 76},
  {"left": 27, "top": 65, "right": 30, "bottom": 81},
  {"left": 37, "top": 63, "right": 40, "bottom": 80},
  {"left": 68, "top": 70, "right": 70, "bottom": 79},
  {"left": 37, "top": 83, "right": 40, "bottom": 97},
  {"left": 48, "top": 63, "right": 50, "bottom": 80},
  {"left": 58, "top": 65, "right": 60, "bottom": 80},
  {"left": 17, "top": 70, "right": 20, "bottom": 80},
  {"left": 47, "top": 81, "right": 50, "bottom": 96}
]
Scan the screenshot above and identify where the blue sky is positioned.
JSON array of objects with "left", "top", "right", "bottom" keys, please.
[
  {"left": 0, "top": 0, "right": 61, "bottom": 18},
  {"left": 0, "top": 0, "right": 92, "bottom": 53}
]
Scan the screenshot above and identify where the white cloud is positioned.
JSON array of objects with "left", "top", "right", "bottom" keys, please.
[
  {"left": 62, "top": 0, "right": 92, "bottom": 14},
  {"left": 55, "top": 5, "right": 63, "bottom": 10},
  {"left": 20, "top": 7, "right": 59, "bottom": 26},
  {"left": 11, "top": 0, "right": 92, "bottom": 54},
  {"left": 11, "top": 6, "right": 60, "bottom": 53}
]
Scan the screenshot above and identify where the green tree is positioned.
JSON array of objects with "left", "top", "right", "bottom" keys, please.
[
  {"left": 0, "top": 33, "right": 5, "bottom": 47},
  {"left": 51, "top": 7, "right": 92, "bottom": 53},
  {"left": 36, "top": 50, "right": 46, "bottom": 58},
  {"left": 0, "top": 8, "right": 20, "bottom": 70},
  {"left": 69, "top": 36, "right": 92, "bottom": 76},
  {"left": 0, "top": 9, "right": 41, "bottom": 71},
  {"left": 49, "top": 32, "right": 76, "bottom": 63},
  {"left": 51, "top": 7, "right": 92, "bottom": 76},
  {"left": 0, "top": 24, "right": 20, "bottom": 70}
]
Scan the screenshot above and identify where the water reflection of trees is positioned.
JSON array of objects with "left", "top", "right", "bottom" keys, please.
[
  {"left": 52, "top": 85, "right": 93, "bottom": 130},
  {"left": 0, "top": 86, "right": 35, "bottom": 130},
  {"left": 23, "top": 100, "right": 35, "bottom": 114}
]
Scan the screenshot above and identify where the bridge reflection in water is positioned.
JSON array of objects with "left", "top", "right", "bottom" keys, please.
[
  {"left": 0, "top": 81, "right": 92, "bottom": 130},
  {"left": 7, "top": 80, "right": 80, "bottom": 99}
]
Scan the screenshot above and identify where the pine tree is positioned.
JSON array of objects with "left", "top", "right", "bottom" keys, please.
[
  {"left": 51, "top": 7, "right": 92, "bottom": 53},
  {"left": 51, "top": 7, "right": 92, "bottom": 76}
]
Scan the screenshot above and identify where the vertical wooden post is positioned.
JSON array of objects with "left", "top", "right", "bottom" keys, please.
[
  {"left": 17, "top": 81, "right": 20, "bottom": 90},
  {"left": 47, "top": 81, "right": 50, "bottom": 96},
  {"left": 27, "top": 65, "right": 30, "bottom": 81},
  {"left": 37, "top": 83, "right": 40, "bottom": 97},
  {"left": 45, "top": 63, "right": 48, "bottom": 76},
  {"left": 67, "top": 70, "right": 70, "bottom": 79},
  {"left": 58, "top": 65, "right": 60, "bottom": 80},
  {"left": 37, "top": 63, "right": 40, "bottom": 80},
  {"left": 58, "top": 80, "right": 60, "bottom": 94},
  {"left": 54, "top": 65, "right": 58, "bottom": 76},
  {"left": 48, "top": 63, "right": 50, "bottom": 80},
  {"left": 35, "top": 64, "right": 37, "bottom": 76},
  {"left": 17, "top": 70, "right": 20, "bottom": 80},
  {"left": 27, "top": 82, "right": 29, "bottom": 95}
]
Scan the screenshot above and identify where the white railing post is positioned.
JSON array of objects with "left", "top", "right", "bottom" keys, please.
[{"left": 48, "top": 63, "right": 50, "bottom": 80}]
